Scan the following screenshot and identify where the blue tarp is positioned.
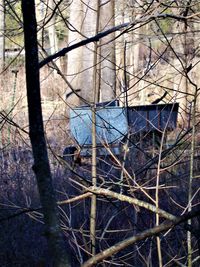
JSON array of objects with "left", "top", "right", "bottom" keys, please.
[
  {"left": 69, "top": 103, "right": 179, "bottom": 147},
  {"left": 70, "top": 107, "right": 128, "bottom": 146}
]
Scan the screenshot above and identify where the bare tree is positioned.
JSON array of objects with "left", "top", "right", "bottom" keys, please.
[
  {"left": 1, "top": 0, "right": 200, "bottom": 266},
  {"left": 21, "top": 0, "right": 71, "bottom": 266}
]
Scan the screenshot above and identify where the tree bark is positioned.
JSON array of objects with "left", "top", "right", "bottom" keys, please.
[
  {"left": 99, "top": 0, "right": 116, "bottom": 101},
  {"left": 0, "top": 0, "right": 5, "bottom": 72},
  {"left": 66, "top": 0, "right": 84, "bottom": 106},
  {"left": 81, "top": 0, "right": 98, "bottom": 103},
  {"left": 47, "top": 0, "right": 58, "bottom": 55},
  {"left": 21, "top": 1, "right": 71, "bottom": 266}
]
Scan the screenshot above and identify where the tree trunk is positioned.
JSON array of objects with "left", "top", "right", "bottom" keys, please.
[
  {"left": 0, "top": 0, "right": 5, "bottom": 72},
  {"left": 99, "top": 0, "right": 116, "bottom": 101},
  {"left": 81, "top": 0, "right": 98, "bottom": 103},
  {"left": 115, "top": 0, "right": 127, "bottom": 105},
  {"left": 46, "top": 0, "right": 58, "bottom": 56},
  {"left": 66, "top": 0, "right": 84, "bottom": 106},
  {"left": 21, "top": 1, "right": 71, "bottom": 266},
  {"left": 128, "top": 0, "right": 142, "bottom": 105},
  {"left": 67, "top": 0, "right": 116, "bottom": 105}
]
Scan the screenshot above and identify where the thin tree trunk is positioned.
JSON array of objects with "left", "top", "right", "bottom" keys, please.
[
  {"left": 46, "top": 0, "right": 59, "bottom": 57},
  {"left": 187, "top": 91, "right": 196, "bottom": 267},
  {"left": 115, "top": 0, "right": 126, "bottom": 104},
  {"left": 129, "top": 0, "right": 142, "bottom": 105},
  {"left": 90, "top": 0, "right": 100, "bottom": 256},
  {"left": 21, "top": 1, "right": 71, "bottom": 266},
  {"left": 46, "top": 0, "right": 60, "bottom": 71},
  {"left": 155, "top": 136, "right": 165, "bottom": 267},
  {"left": 0, "top": 0, "right": 5, "bottom": 72}
]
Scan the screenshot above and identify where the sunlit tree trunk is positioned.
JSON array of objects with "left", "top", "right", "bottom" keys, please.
[
  {"left": 46, "top": 0, "right": 58, "bottom": 55},
  {"left": 128, "top": 0, "right": 142, "bottom": 105},
  {"left": 36, "top": 0, "right": 58, "bottom": 55},
  {"left": 173, "top": 1, "right": 193, "bottom": 127},
  {"left": 67, "top": 0, "right": 116, "bottom": 105},
  {"left": 99, "top": 0, "right": 116, "bottom": 101},
  {"left": 81, "top": 0, "right": 98, "bottom": 103},
  {"left": 115, "top": 0, "right": 128, "bottom": 105},
  {"left": 46, "top": 0, "right": 60, "bottom": 71},
  {"left": 0, "top": 0, "right": 5, "bottom": 72},
  {"left": 67, "top": 0, "right": 98, "bottom": 105},
  {"left": 66, "top": 0, "right": 84, "bottom": 105}
]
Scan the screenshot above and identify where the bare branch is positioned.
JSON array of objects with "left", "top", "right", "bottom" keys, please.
[
  {"left": 58, "top": 192, "right": 92, "bottom": 205},
  {"left": 39, "top": 12, "right": 197, "bottom": 69},
  {"left": 86, "top": 186, "right": 176, "bottom": 221},
  {"left": 82, "top": 208, "right": 200, "bottom": 267}
]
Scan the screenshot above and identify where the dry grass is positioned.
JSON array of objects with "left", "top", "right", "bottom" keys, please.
[{"left": 0, "top": 66, "right": 73, "bottom": 150}]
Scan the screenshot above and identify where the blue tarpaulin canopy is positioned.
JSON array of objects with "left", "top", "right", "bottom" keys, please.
[
  {"left": 68, "top": 102, "right": 179, "bottom": 157},
  {"left": 127, "top": 103, "right": 179, "bottom": 133},
  {"left": 70, "top": 107, "right": 128, "bottom": 146}
]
